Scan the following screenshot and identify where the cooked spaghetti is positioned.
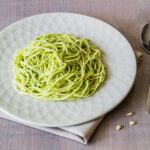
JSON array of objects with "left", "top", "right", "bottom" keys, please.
[{"left": 13, "top": 34, "right": 106, "bottom": 101}]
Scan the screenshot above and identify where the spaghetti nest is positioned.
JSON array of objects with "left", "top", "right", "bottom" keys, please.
[{"left": 13, "top": 34, "right": 106, "bottom": 101}]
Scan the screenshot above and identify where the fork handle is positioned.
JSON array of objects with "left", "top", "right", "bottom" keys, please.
[{"left": 146, "top": 86, "right": 150, "bottom": 114}]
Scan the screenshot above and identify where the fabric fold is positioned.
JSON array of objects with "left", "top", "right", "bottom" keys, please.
[{"left": 0, "top": 111, "right": 103, "bottom": 144}]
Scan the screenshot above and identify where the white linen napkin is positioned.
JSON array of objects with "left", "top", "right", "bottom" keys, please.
[
  {"left": 0, "top": 50, "right": 142, "bottom": 144},
  {"left": 0, "top": 111, "right": 103, "bottom": 144}
]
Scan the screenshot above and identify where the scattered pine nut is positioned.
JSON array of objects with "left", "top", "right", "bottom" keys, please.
[
  {"left": 116, "top": 125, "right": 122, "bottom": 131},
  {"left": 129, "top": 121, "right": 136, "bottom": 125},
  {"left": 126, "top": 112, "right": 134, "bottom": 116},
  {"left": 135, "top": 50, "right": 143, "bottom": 64}
]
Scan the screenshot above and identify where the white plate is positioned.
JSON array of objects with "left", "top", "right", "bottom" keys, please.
[{"left": 0, "top": 13, "right": 136, "bottom": 127}]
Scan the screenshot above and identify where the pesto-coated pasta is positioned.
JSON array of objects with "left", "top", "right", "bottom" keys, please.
[{"left": 13, "top": 34, "right": 106, "bottom": 101}]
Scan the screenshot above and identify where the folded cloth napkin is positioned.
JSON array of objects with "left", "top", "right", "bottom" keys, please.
[
  {"left": 0, "top": 50, "right": 142, "bottom": 144},
  {"left": 0, "top": 111, "right": 103, "bottom": 144}
]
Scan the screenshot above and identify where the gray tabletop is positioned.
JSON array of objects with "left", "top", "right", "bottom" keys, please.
[{"left": 0, "top": 0, "right": 150, "bottom": 150}]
